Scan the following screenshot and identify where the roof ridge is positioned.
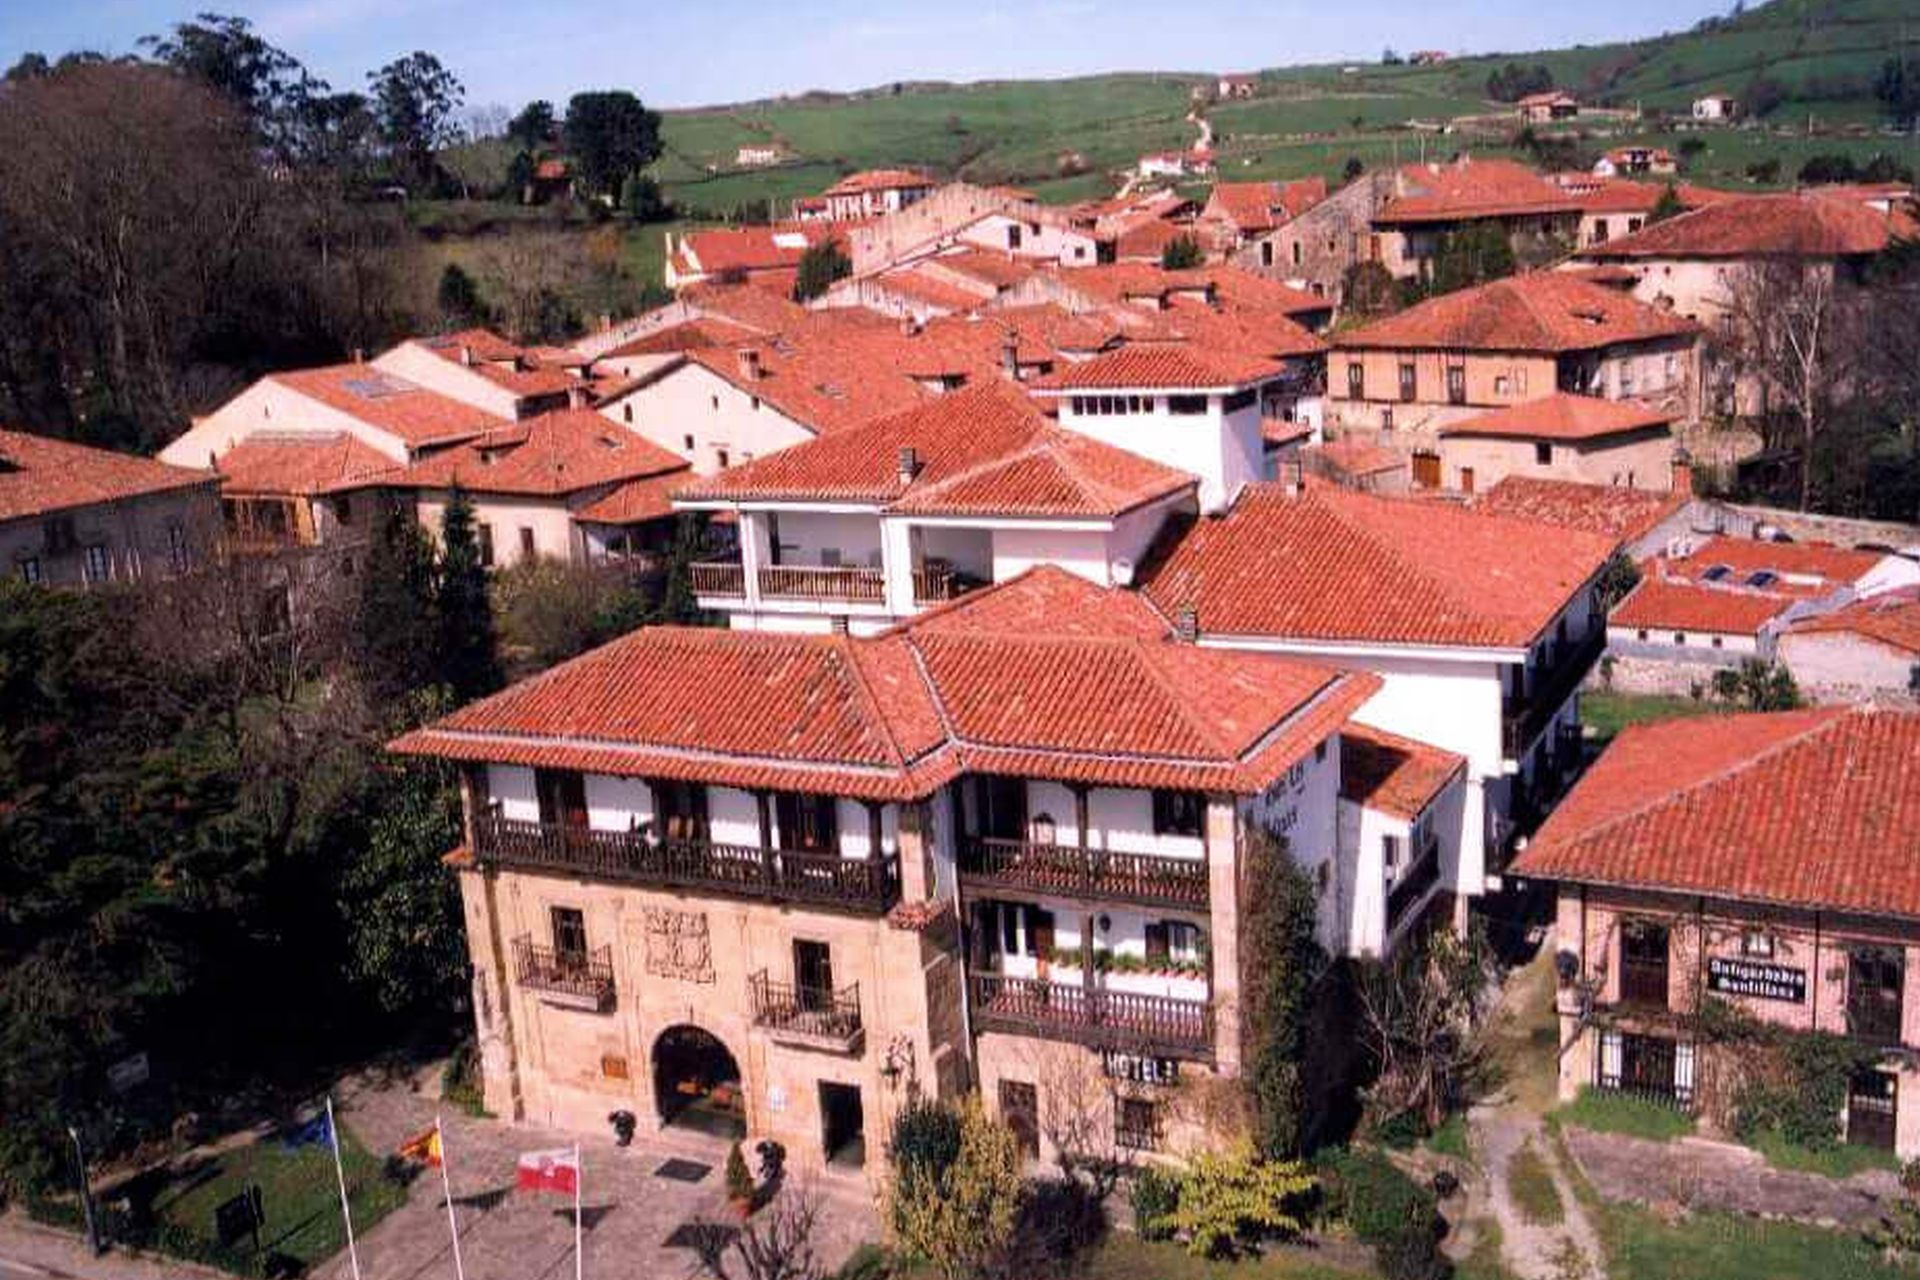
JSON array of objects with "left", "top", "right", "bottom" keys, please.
[
  {"left": 1536, "top": 706, "right": 1853, "bottom": 857},
  {"left": 832, "top": 636, "right": 916, "bottom": 768},
  {"left": 1130, "top": 637, "right": 1239, "bottom": 759}
]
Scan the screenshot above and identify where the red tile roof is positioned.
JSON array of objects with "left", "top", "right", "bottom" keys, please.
[
  {"left": 1785, "top": 586, "right": 1920, "bottom": 656},
  {"left": 678, "top": 224, "right": 840, "bottom": 276},
  {"left": 1551, "top": 176, "right": 1733, "bottom": 215},
  {"left": 1307, "top": 439, "right": 1404, "bottom": 477},
  {"left": 1438, "top": 392, "right": 1676, "bottom": 441},
  {"left": 271, "top": 364, "right": 503, "bottom": 448},
  {"left": 824, "top": 169, "right": 935, "bottom": 196},
  {"left": 1474, "top": 476, "right": 1687, "bottom": 545},
  {"left": 570, "top": 470, "right": 691, "bottom": 526},
  {"left": 377, "top": 409, "right": 687, "bottom": 498},
  {"left": 1511, "top": 709, "right": 1920, "bottom": 919},
  {"left": 1206, "top": 178, "right": 1328, "bottom": 233},
  {"left": 1608, "top": 576, "right": 1791, "bottom": 637},
  {"left": 1336, "top": 272, "right": 1698, "bottom": 354},
  {"left": 216, "top": 433, "right": 396, "bottom": 497},
  {"left": 1339, "top": 722, "right": 1465, "bottom": 820},
  {"left": 1141, "top": 481, "right": 1615, "bottom": 648},
  {"left": 390, "top": 601, "right": 1382, "bottom": 799},
  {"left": 1374, "top": 157, "right": 1579, "bottom": 225},
  {"left": 901, "top": 565, "right": 1171, "bottom": 640},
  {"left": 410, "top": 329, "right": 584, "bottom": 398},
  {"left": 1657, "top": 534, "right": 1884, "bottom": 594},
  {"left": 1576, "top": 192, "right": 1916, "bottom": 259},
  {"left": 600, "top": 316, "right": 764, "bottom": 358},
  {"left": 0, "top": 429, "right": 214, "bottom": 522},
  {"left": 678, "top": 384, "right": 1195, "bottom": 519},
  {"left": 1034, "top": 343, "right": 1283, "bottom": 391}
]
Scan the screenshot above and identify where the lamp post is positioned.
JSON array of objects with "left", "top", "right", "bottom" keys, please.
[{"left": 68, "top": 1126, "right": 101, "bottom": 1255}]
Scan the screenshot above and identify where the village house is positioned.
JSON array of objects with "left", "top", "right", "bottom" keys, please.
[
  {"left": 1591, "top": 147, "right": 1677, "bottom": 179},
  {"left": 735, "top": 143, "right": 787, "bottom": 168},
  {"left": 1548, "top": 175, "right": 1728, "bottom": 249},
  {"left": 1366, "top": 157, "right": 1583, "bottom": 282},
  {"left": 1515, "top": 91, "right": 1579, "bottom": 124},
  {"left": 1434, "top": 392, "right": 1682, "bottom": 494},
  {"left": 671, "top": 386, "right": 1200, "bottom": 634},
  {"left": 664, "top": 223, "right": 844, "bottom": 295},
  {"left": 1328, "top": 271, "right": 1703, "bottom": 473},
  {"left": 1691, "top": 91, "right": 1738, "bottom": 121},
  {"left": 1776, "top": 588, "right": 1920, "bottom": 703},
  {"left": 1, "top": 428, "right": 220, "bottom": 587},
  {"left": 1513, "top": 707, "right": 1920, "bottom": 1158},
  {"left": 1199, "top": 178, "right": 1328, "bottom": 252},
  {"left": 1137, "top": 151, "right": 1199, "bottom": 180},
  {"left": 1217, "top": 73, "right": 1259, "bottom": 99},
  {"left": 1140, "top": 477, "right": 1618, "bottom": 922},
  {"left": 813, "top": 169, "right": 937, "bottom": 222},
  {"left": 1471, "top": 474, "right": 1730, "bottom": 561},
  {"left": 388, "top": 567, "right": 1387, "bottom": 1171},
  {"left": 840, "top": 183, "right": 1109, "bottom": 277},
  {"left": 344, "top": 409, "right": 692, "bottom": 569},
  {"left": 1235, "top": 171, "right": 1392, "bottom": 300},
  {"left": 1299, "top": 438, "right": 1409, "bottom": 494},
  {"left": 372, "top": 329, "right": 589, "bottom": 420}
]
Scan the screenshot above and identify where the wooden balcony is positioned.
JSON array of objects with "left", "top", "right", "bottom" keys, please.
[
  {"left": 969, "top": 973, "right": 1214, "bottom": 1061},
  {"left": 912, "top": 565, "right": 969, "bottom": 604},
  {"left": 1385, "top": 839, "right": 1442, "bottom": 932},
  {"left": 958, "top": 838, "right": 1209, "bottom": 911},
  {"left": 475, "top": 814, "right": 901, "bottom": 915},
  {"left": 1503, "top": 622, "right": 1607, "bottom": 759},
  {"left": 690, "top": 561, "right": 747, "bottom": 597},
  {"left": 512, "top": 935, "right": 614, "bottom": 1010},
  {"left": 758, "top": 564, "right": 885, "bottom": 603},
  {"left": 749, "top": 970, "right": 863, "bottom": 1053}
]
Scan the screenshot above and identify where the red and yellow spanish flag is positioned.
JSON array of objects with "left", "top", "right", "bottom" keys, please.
[{"left": 397, "top": 1124, "right": 443, "bottom": 1167}]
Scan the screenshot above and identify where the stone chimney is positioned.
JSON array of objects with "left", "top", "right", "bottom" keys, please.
[
  {"left": 736, "top": 348, "right": 762, "bottom": 381},
  {"left": 1280, "top": 457, "right": 1304, "bottom": 499},
  {"left": 351, "top": 347, "right": 365, "bottom": 364},
  {"left": 1671, "top": 446, "right": 1693, "bottom": 497},
  {"left": 897, "top": 445, "right": 922, "bottom": 486},
  {"left": 1174, "top": 604, "right": 1199, "bottom": 643}
]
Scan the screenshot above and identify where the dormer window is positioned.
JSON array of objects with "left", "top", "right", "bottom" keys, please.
[{"left": 1701, "top": 565, "right": 1732, "bottom": 582}]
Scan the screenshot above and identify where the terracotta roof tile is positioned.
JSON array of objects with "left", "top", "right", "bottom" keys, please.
[
  {"left": 1657, "top": 534, "right": 1884, "bottom": 595},
  {"left": 1339, "top": 722, "right": 1465, "bottom": 819},
  {"left": 1034, "top": 344, "right": 1283, "bottom": 391},
  {"left": 378, "top": 409, "right": 688, "bottom": 497},
  {"left": 1785, "top": 586, "right": 1920, "bottom": 655},
  {"left": 899, "top": 565, "right": 1172, "bottom": 640},
  {"left": 571, "top": 470, "right": 692, "bottom": 526},
  {"left": 1207, "top": 178, "right": 1327, "bottom": 233},
  {"left": 271, "top": 364, "right": 503, "bottom": 448},
  {"left": 1577, "top": 192, "right": 1915, "bottom": 259},
  {"left": 1438, "top": 392, "right": 1676, "bottom": 441},
  {"left": 1307, "top": 439, "right": 1404, "bottom": 477},
  {"left": 1374, "top": 157, "right": 1579, "bottom": 225},
  {"left": 1336, "top": 272, "right": 1698, "bottom": 354},
  {"left": 1474, "top": 476, "right": 1686, "bottom": 545},
  {"left": 411, "top": 329, "right": 584, "bottom": 398},
  {"left": 1141, "top": 481, "right": 1615, "bottom": 648},
  {"left": 1608, "top": 577, "right": 1792, "bottom": 637},
  {"left": 1511, "top": 709, "right": 1920, "bottom": 918},
  {"left": 217, "top": 433, "right": 396, "bottom": 497},
  {"left": 0, "top": 429, "right": 215, "bottom": 522},
  {"left": 824, "top": 169, "right": 934, "bottom": 196}
]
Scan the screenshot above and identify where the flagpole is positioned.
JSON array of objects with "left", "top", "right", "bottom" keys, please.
[
  {"left": 324, "top": 1097, "right": 362, "bottom": 1280},
  {"left": 574, "top": 1142, "right": 583, "bottom": 1280},
  {"left": 437, "top": 1116, "right": 467, "bottom": 1280}
]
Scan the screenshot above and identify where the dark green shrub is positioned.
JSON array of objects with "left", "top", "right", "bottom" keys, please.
[
  {"left": 888, "top": 1097, "right": 963, "bottom": 1177},
  {"left": 1130, "top": 1165, "right": 1181, "bottom": 1241},
  {"left": 1318, "top": 1149, "right": 1444, "bottom": 1280},
  {"left": 1372, "top": 1110, "right": 1424, "bottom": 1150},
  {"left": 725, "top": 1141, "right": 754, "bottom": 1201}
]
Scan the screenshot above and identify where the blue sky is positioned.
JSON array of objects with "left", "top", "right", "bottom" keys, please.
[{"left": 4, "top": 0, "right": 1733, "bottom": 110}]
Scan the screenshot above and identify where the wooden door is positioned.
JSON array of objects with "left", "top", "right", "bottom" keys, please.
[
  {"left": 794, "top": 939, "right": 833, "bottom": 1006},
  {"left": 1000, "top": 1080, "right": 1039, "bottom": 1159},
  {"left": 1412, "top": 453, "right": 1441, "bottom": 489},
  {"left": 1460, "top": 466, "right": 1476, "bottom": 494},
  {"left": 537, "top": 769, "right": 588, "bottom": 830}
]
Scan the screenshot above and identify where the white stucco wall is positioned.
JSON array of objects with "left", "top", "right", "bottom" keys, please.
[
  {"left": 372, "top": 343, "right": 527, "bottom": 419},
  {"left": 1777, "top": 631, "right": 1920, "bottom": 699},
  {"left": 160, "top": 378, "right": 418, "bottom": 470},
  {"left": 1054, "top": 394, "right": 1261, "bottom": 515},
  {"left": 418, "top": 492, "right": 581, "bottom": 567},
  {"left": 603, "top": 361, "right": 820, "bottom": 475}
]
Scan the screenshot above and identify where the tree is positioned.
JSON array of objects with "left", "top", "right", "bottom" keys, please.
[
  {"left": 1341, "top": 261, "right": 1399, "bottom": 320},
  {"left": 622, "top": 172, "right": 669, "bottom": 222},
  {"left": 1676, "top": 136, "right": 1708, "bottom": 171},
  {"left": 1485, "top": 62, "right": 1553, "bottom": 103},
  {"left": 1354, "top": 924, "right": 1499, "bottom": 1132},
  {"left": 656, "top": 515, "right": 709, "bottom": 624},
  {"left": 885, "top": 1099, "right": 1023, "bottom": 1280},
  {"left": 1710, "top": 658, "right": 1800, "bottom": 710},
  {"left": 1649, "top": 183, "right": 1687, "bottom": 224},
  {"left": 1162, "top": 1145, "right": 1318, "bottom": 1259},
  {"left": 1743, "top": 74, "right": 1788, "bottom": 119},
  {"left": 368, "top": 51, "right": 464, "bottom": 188},
  {"left": 508, "top": 98, "right": 556, "bottom": 149},
  {"left": 1162, "top": 234, "right": 1205, "bottom": 270},
  {"left": 1240, "top": 825, "right": 1323, "bottom": 1159},
  {"left": 437, "top": 262, "right": 488, "bottom": 327},
  {"left": 470, "top": 230, "right": 591, "bottom": 341},
  {"left": 337, "top": 756, "right": 465, "bottom": 1020},
  {"left": 1745, "top": 157, "right": 1782, "bottom": 185},
  {"left": 357, "top": 503, "right": 442, "bottom": 702},
  {"left": 1343, "top": 156, "right": 1365, "bottom": 183},
  {"left": 1875, "top": 53, "right": 1920, "bottom": 126},
  {"left": 434, "top": 486, "right": 503, "bottom": 701},
  {"left": 140, "top": 12, "right": 319, "bottom": 160},
  {"left": 1425, "top": 220, "right": 1515, "bottom": 296},
  {"left": 563, "top": 90, "right": 663, "bottom": 200},
  {"left": 1596, "top": 550, "right": 1642, "bottom": 610},
  {"left": 1382, "top": 48, "right": 1404, "bottom": 66},
  {"left": 5, "top": 52, "right": 50, "bottom": 81},
  {"left": 1022, "top": 1041, "right": 1135, "bottom": 1203},
  {"left": 791, "top": 238, "right": 851, "bottom": 302},
  {"left": 1798, "top": 153, "right": 1859, "bottom": 185},
  {"left": 690, "top": 1185, "right": 826, "bottom": 1280}
]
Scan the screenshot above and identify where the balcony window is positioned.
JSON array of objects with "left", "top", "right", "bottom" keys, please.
[
  {"left": 777, "top": 792, "right": 840, "bottom": 854},
  {"left": 972, "top": 775, "right": 1028, "bottom": 842},
  {"left": 1146, "top": 920, "right": 1203, "bottom": 967},
  {"left": 1168, "top": 395, "right": 1208, "bottom": 416},
  {"left": 1382, "top": 833, "right": 1402, "bottom": 871},
  {"left": 1152, "top": 790, "right": 1204, "bottom": 839},
  {"left": 551, "top": 906, "right": 588, "bottom": 966},
  {"left": 536, "top": 768, "right": 588, "bottom": 830},
  {"left": 652, "top": 779, "right": 709, "bottom": 842},
  {"left": 1115, "top": 1097, "right": 1162, "bottom": 1151},
  {"left": 1535, "top": 442, "right": 1552, "bottom": 466}
]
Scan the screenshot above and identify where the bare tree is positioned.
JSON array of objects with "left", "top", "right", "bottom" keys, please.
[
  {"left": 1354, "top": 925, "right": 1500, "bottom": 1131},
  {"left": 471, "top": 230, "right": 592, "bottom": 341},
  {"left": 1020, "top": 1040, "right": 1140, "bottom": 1202},
  {"left": 686, "top": 1184, "right": 824, "bottom": 1280},
  {"left": 1715, "top": 247, "right": 1869, "bottom": 510}
]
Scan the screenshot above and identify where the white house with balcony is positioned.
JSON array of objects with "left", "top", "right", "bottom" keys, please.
[{"left": 672, "top": 385, "right": 1199, "bottom": 634}]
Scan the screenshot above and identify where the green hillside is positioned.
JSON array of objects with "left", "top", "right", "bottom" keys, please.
[{"left": 648, "top": 0, "right": 1918, "bottom": 212}]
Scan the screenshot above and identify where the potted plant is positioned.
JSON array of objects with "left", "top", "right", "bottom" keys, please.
[{"left": 725, "top": 1140, "right": 756, "bottom": 1215}]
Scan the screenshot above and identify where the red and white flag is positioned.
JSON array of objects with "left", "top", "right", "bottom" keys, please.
[{"left": 516, "top": 1147, "right": 580, "bottom": 1196}]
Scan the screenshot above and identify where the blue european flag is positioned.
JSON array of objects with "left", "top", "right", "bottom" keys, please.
[{"left": 281, "top": 1110, "right": 333, "bottom": 1150}]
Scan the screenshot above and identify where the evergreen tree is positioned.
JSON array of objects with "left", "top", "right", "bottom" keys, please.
[
  {"left": 1161, "top": 234, "right": 1205, "bottom": 270},
  {"left": 791, "top": 238, "right": 851, "bottom": 302},
  {"left": 434, "top": 485, "right": 502, "bottom": 701},
  {"left": 655, "top": 514, "right": 706, "bottom": 624},
  {"left": 357, "top": 502, "right": 441, "bottom": 704},
  {"left": 1649, "top": 183, "right": 1687, "bottom": 224},
  {"left": 1240, "top": 825, "right": 1325, "bottom": 1159},
  {"left": 436, "top": 262, "right": 486, "bottom": 327}
]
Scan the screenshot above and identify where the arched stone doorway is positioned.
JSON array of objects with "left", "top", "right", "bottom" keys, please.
[{"left": 652, "top": 1024, "right": 745, "bottom": 1140}]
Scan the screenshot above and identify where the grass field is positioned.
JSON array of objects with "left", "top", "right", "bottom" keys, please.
[
  {"left": 1581, "top": 691, "right": 1723, "bottom": 746},
  {"left": 1746, "top": 1128, "right": 1902, "bottom": 1179},
  {"left": 1507, "top": 1140, "right": 1566, "bottom": 1225},
  {"left": 1592, "top": 1199, "right": 1906, "bottom": 1280},
  {"left": 1552, "top": 1088, "right": 1698, "bottom": 1143}
]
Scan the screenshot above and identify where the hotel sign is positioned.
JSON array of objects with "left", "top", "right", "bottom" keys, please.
[{"left": 1706, "top": 957, "right": 1806, "bottom": 1003}]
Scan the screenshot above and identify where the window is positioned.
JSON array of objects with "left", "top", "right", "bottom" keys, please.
[
  {"left": 1167, "top": 395, "right": 1207, "bottom": 415},
  {"left": 476, "top": 523, "right": 495, "bottom": 568},
  {"left": 1346, "top": 362, "right": 1366, "bottom": 400},
  {"left": 1152, "top": 789, "right": 1204, "bottom": 838},
  {"left": 1742, "top": 932, "right": 1774, "bottom": 959},
  {"left": 1495, "top": 374, "right": 1510, "bottom": 395},
  {"left": 750, "top": 396, "right": 761, "bottom": 411},
  {"left": 624, "top": 404, "right": 634, "bottom": 423},
  {"left": 716, "top": 449, "right": 730, "bottom": 468},
  {"left": 1637, "top": 629, "right": 1648, "bottom": 641},
  {"left": 1380, "top": 406, "right": 1394, "bottom": 432},
  {"left": 1222, "top": 388, "right": 1257, "bottom": 414},
  {"left": 333, "top": 496, "right": 353, "bottom": 526},
  {"left": 776, "top": 792, "right": 839, "bottom": 853},
  {"left": 1746, "top": 571, "right": 1777, "bottom": 589},
  {"left": 1146, "top": 921, "right": 1203, "bottom": 965},
  {"left": 1291, "top": 240, "right": 1303, "bottom": 267},
  {"left": 819, "top": 547, "right": 843, "bottom": 568},
  {"left": 518, "top": 527, "right": 535, "bottom": 559},
  {"left": 1382, "top": 833, "right": 1403, "bottom": 871},
  {"left": 1535, "top": 441, "right": 1552, "bottom": 466},
  {"left": 1593, "top": 219, "right": 1610, "bottom": 244},
  {"left": 1673, "top": 632, "right": 1687, "bottom": 646},
  {"left": 652, "top": 779, "right": 709, "bottom": 842},
  {"left": 82, "top": 544, "right": 110, "bottom": 584},
  {"left": 1710, "top": 636, "right": 1723, "bottom": 649},
  {"left": 1007, "top": 224, "right": 1023, "bottom": 249},
  {"left": 710, "top": 394, "right": 719, "bottom": 410},
  {"left": 167, "top": 523, "right": 190, "bottom": 572},
  {"left": 19, "top": 556, "right": 42, "bottom": 585},
  {"left": 1315, "top": 740, "right": 1327, "bottom": 763},
  {"left": 1398, "top": 362, "right": 1417, "bottom": 402},
  {"left": 1115, "top": 1097, "right": 1161, "bottom": 1151},
  {"left": 1627, "top": 217, "right": 1644, "bottom": 233},
  {"left": 1446, "top": 365, "right": 1466, "bottom": 405},
  {"left": 550, "top": 906, "right": 587, "bottom": 965},
  {"left": 683, "top": 433, "right": 695, "bottom": 450}
]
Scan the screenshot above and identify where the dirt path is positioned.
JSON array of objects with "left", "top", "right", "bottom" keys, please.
[{"left": 1471, "top": 1103, "right": 1606, "bottom": 1279}]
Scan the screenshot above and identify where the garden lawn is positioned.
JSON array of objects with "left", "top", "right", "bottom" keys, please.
[
  {"left": 1593, "top": 1199, "right": 1907, "bottom": 1280},
  {"left": 1580, "top": 691, "right": 1721, "bottom": 746},
  {"left": 1076, "top": 1236, "right": 1372, "bottom": 1280},
  {"left": 1746, "top": 1128, "right": 1901, "bottom": 1180},
  {"left": 1506, "top": 1141, "right": 1564, "bottom": 1226},
  {"left": 1552, "top": 1088, "right": 1696, "bottom": 1143},
  {"left": 148, "top": 1126, "right": 407, "bottom": 1270}
]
